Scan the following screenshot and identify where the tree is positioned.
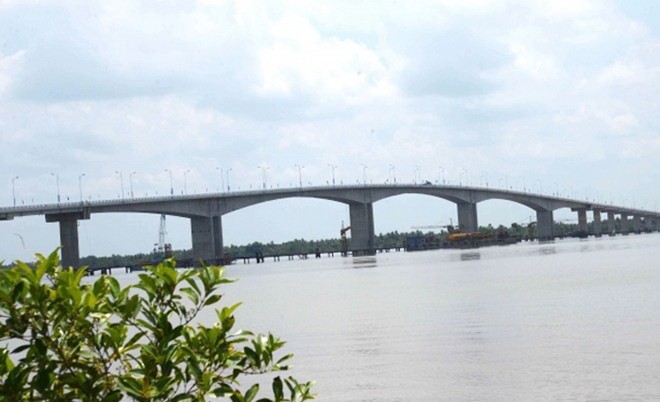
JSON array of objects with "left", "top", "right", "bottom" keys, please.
[{"left": 0, "top": 250, "right": 315, "bottom": 401}]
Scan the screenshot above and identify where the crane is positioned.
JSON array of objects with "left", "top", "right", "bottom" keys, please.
[
  {"left": 340, "top": 222, "right": 351, "bottom": 256},
  {"left": 154, "top": 214, "right": 172, "bottom": 258}
]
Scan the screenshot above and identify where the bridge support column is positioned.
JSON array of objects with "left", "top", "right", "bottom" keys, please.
[
  {"left": 191, "top": 216, "right": 218, "bottom": 263},
  {"left": 577, "top": 209, "right": 588, "bottom": 234},
  {"left": 607, "top": 212, "right": 616, "bottom": 236},
  {"left": 620, "top": 214, "right": 629, "bottom": 235},
  {"left": 349, "top": 203, "right": 375, "bottom": 255},
  {"left": 632, "top": 215, "right": 642, "bottom": 234},
  {"left": 457, "top": 202, "right": 478, "bottom": 232},
  {"left": 536, "top": 210, "right": 554, "bottom": 240},
  {"left": 592, "top": 210, "right": 602, "bottom": 237},
  {"left": 46, "top": 211, "right": 89, "bottom": 268},
  {"left": 644, "top": 217, "right": 653, "bottom": 232},
  {"left": 212, "top": 216, "right": 224, "bottom": 260}
]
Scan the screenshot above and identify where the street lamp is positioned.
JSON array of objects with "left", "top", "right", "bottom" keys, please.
[
  {"left": 11, "top": 176, "right": 18, "bottom": 207},
  {"left": 226, "top": 168, "right": 232, "bottom": 192},
  {"left": 78, "top": 173, "right": 86, "bottom": 202},
  {"left": 294, "top": 164, "right": 304, "bottom": 188},
  {"left": 165, "top": 169, "right": 173, "bottom": 195},
  {"left": 414, "top": 165, "right": 420, "bottom": 184},
  {"left": 184, "top": 169, "right": 191, "bottom": 194},
  {"left": 389, "top": 164, "right": 396, "bottom": 184},
  {"left": 258, "top": 165, "right": 269, "bottom": 189},
  {"left": 115, "top": 170, "right": 124, "bottom": 199},
  {"left": 360, "top": 163, "right": 368, "bottom": 185},
  {"left": 129, "top": 171, "right": 136, "bottom": 198},
  {"left": 328, "top": 164, "right": 337, "bottom": 186},
  {"left": 438, "top": 166, "right": 445, "bottom": 185},
  {"left": 51, "top": 172, "right": 60, "bottom": 203},
  {"left": 216, "top": 167, "right": 224, "bottom": 192}
]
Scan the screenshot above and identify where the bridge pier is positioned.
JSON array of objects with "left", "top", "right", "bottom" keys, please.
[
  {"left": 632, "top": 215, "right": 642, "bottom": 234},
  {"left": 349, "top": 202, "right": 375, "bottom": 255},
  {"left": 213, "top": 215, "right": 224, "bottom": 259},
  {"left": 45, "top": 211, "right": 89, "bottom": 268},
  {"left": 620, "top": 214, "right": 629, "bottom": 235},
  {"left": 536, "top": 210, "right": 554, "bottom": 240},
  {"left": 577, "top": 209, "right": 588, "bottom": 234},
  {"left": 644, "top": 217, "right": 654, "bottom": 232},
  {"left": 592, "top": 210, "right": 602, "bottom": 237},
  {"left": 607, "top": 211, "right": 616, "bottom": 235},
  {"left": 191, "top": 216, "right": 223, "bottom": 263},
  {"left": 457, "top": 202, "right": 478, "bottom": 232}
]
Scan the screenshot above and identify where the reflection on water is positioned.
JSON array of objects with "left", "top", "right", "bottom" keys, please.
[
  {"left": 349, "top": 256, "right": 378, "bottom": 269},
  {"left": 460, "top": 251, "right": 481, "bottom": 261},
  {"left": 537, "top": 245, "right": 557, "bottom": 255}
]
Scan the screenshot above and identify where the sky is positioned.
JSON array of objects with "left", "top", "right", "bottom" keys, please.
[{"left": 0, "top": 0, "right": 658, "bottom": 262}]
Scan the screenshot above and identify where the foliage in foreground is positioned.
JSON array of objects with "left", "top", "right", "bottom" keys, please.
[{"left": 0, "top": 250, "right": 315, "bottom": 401}]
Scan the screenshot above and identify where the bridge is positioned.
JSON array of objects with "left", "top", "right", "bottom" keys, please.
[{"left": 1, "top": 184, "right": 659, "bottom": 268}]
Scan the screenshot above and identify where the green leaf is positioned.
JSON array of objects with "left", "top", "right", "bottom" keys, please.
[
  {"left": 180, "top": 287, "right": 199, "bottom": 305},
  {"left": 244, "top": 384, "right": 260, "bottom": 402},
  {"left": 203, "top": 293, "right": 223, "bottom": 307},
  {"left": 272, "top": 376, "right": 284, "bottom": 400}
]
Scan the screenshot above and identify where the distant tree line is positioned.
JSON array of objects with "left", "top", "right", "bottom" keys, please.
[{"left": 0, "top": 218, "right": 641, "bottom": 269}]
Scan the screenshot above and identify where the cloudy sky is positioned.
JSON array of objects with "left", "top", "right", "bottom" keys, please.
[{"left": 1, "top": 0, "right": 658, "bottom": 262}]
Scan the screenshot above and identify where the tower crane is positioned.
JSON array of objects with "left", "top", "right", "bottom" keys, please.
[
  {"left": 340, "top": 222, "right": 351, "bottom": 256},
  {"left": 154, "top": 214, "right": 172, "bottom": 258}
]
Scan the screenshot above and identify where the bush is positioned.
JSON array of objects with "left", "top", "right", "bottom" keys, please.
[{"left": 0, "top": 250, "right": 315, "bottom": 401}]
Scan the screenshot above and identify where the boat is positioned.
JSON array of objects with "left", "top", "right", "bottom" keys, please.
[{"left": 405, "top": 226, "right": 521, "bottom": 251}]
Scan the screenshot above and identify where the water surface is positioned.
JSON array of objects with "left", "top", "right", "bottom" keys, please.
[{"left": 217, "top": 234, "right": 660, "bottom": 401}]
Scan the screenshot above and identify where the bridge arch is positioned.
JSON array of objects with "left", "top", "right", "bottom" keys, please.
[{"left": 222, "top": 197, "right": 349, "bottom": 251}]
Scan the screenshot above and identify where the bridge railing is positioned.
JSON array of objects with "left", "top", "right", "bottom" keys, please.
[{"left": 1, "top": 183, "right": 657, "bottom": 217}]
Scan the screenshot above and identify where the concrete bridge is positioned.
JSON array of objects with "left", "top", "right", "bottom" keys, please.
[{"left": 1, "top": 184, "right": 658, "bottom": 268}]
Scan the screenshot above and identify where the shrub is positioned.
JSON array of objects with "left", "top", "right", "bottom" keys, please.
[{"left": 0, "top": 250, "right": 315, "bottom": 401}]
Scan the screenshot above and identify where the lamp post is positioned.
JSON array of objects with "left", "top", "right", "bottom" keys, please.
[
  {"left": 78, "top": 173, "right": 86, "bottom": 202},
  {"left": 11, "top": 176, "right": 18, "bottom": 207},
  {"left": 129, "top": 171, "right": 136, "bottom": 198},
  {"left": 438, "top": 166, "right": 445, "bottom": 185},
  {"left": 216, "top": 167, "right": 224, "bottom": 192},
  {"left": 165, "top": 169, "right": 173, "bottom": 195},
  {"left": 389, "top": 164, "right": 396, "bottom": 184},
  {"left": 294, "top": 164, "right": 304, "bottom": 188},
  {"left": 115, "top": 171, "right": 124, "bottom": 199},
  {"left": 184, "top": 169, "right": 191, "bottom": 194},
  {"left": 328, "top": 164, "right": 337, "bottom": 186},
  {"left": 51, "top": 172, "right": 60, "bottom": 203},
  {"left": 414, "top": 165, "right": 420, "bottom": 184},
  {"left": 258, "top": 165, "right": 269, "bottom": 189},
  {"left": 360, "top": 163, "right": 368, "bottom": 185},
  {"left": 226, "top": 168, "right": 232, "bottom": 192}
]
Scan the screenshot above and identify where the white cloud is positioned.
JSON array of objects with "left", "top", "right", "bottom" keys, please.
[{"left": 0, "top": 50, "right": 23, "bottom": 97}]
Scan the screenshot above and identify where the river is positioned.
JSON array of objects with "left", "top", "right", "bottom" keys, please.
[{"left": 214, "top": 233, "right": 660, "bottom": 401}]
